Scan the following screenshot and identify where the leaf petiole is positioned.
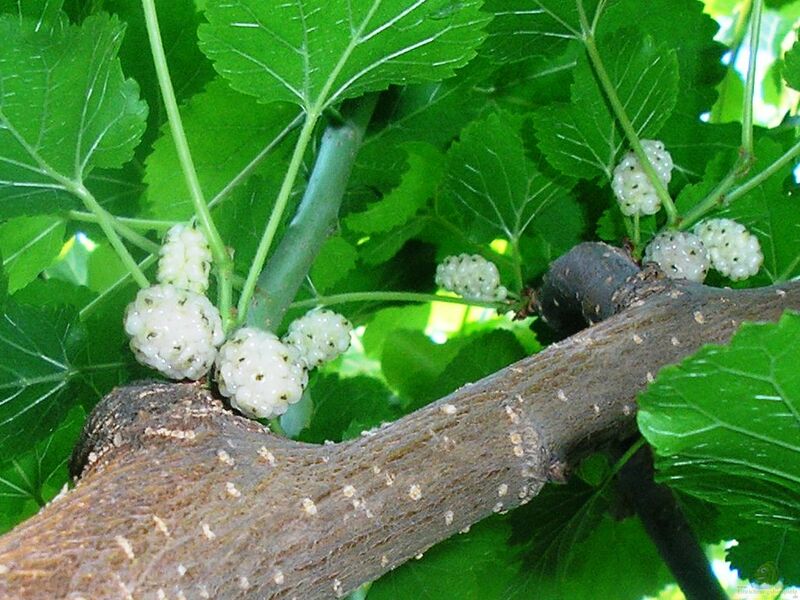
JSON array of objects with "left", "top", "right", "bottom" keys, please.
[
  {"left": 289, "top": 291, "right": 510, "bottom": 312},
  {"left": 141, "top": 0, "right": 234, "bottom": 329},
  {"left": 576, "top": 0, "right": 678, "bottom": 226}
]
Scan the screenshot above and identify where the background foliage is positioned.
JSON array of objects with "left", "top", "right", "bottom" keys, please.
[{"left": 0, "top": 0, "right": 798, "bottom": 598}]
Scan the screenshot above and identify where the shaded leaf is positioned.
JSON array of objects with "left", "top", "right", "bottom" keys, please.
[
  {"left": 0, "top": 215, "right": 65, "bottom": 292},
  {"left": 784, "top": 38, "right": 800, "bottom": 92},
  {"left": 0, "top": 404, "right": 84, "bottom": 535},
  {"left": 310, "top": 236, "right": 358, "bottom": 294},
  {"left": 345, "top": 143, "right": 443, "bottom": 234},
  {"left": 726, "top": 521, "right": 800, "bottom": 586},
  {"left": 298, "top": 374, "right": 396, "bottom": 443},
  {"left": 369, "top": 518, "right": 519, "bottom": 600},
  {"left": 0, "top": 302, "right": 85, "bottom": 464}
]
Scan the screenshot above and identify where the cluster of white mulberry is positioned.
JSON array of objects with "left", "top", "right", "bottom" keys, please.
[
  {"left": 643, "top": 220, "right": 763, "bottom": 282},
  {"left": 435, "top": 253, "right": 507, "bottom": 301},
  {"left": 123, "top": 224, "right": 352, "bottom": 419},
  {"left": 612, "top": 140, "right": 673, "bottom": 217},
  {"left": 612, "top": 140, "right": 763, "bottom": 283}
]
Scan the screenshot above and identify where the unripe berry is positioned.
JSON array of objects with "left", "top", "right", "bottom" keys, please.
[
  {"left": 124, "top": 284, "right": 224, "bottom": 380},
  {"left": 694, "top": 218, "right": 763, "bottom": 281},
  {"left": 611, "top": 140, "right": 673, "bottom": 217},
  {"left": 215, "top": 327, "right": 308, "bottom": 419},
  {"left": 435, "top": 254, "right": 508, "bottom": 301},
  {"left": 283, "top": 309, "right": 353, "bottom": 369},
  {"left": 157, "top": 223, "right": 212, "bottom": 293},
  {"left": 643, "top": 232, "right": 709, "bottom": 282}
]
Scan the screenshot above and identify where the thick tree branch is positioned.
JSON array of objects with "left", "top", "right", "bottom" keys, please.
[
  {"left": 616, "top": 447, "right": 729, "bottom": 600},
  {"left": 1, "top": 245, "right": 798, "bottom": 599}
]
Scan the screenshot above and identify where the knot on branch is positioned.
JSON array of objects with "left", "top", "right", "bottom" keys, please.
[
  {"left": 537, "top": 242, "right": 639, "bottom": 335},
  {"left": 611, "top": 264, "right": 699, "bottom": 313},
  {"left": 69, "top": 381, "right": 234, "bottom": 479}
]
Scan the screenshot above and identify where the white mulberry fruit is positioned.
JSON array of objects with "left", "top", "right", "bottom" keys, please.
[
  {"left": 124, "top": 284, "right": 224, "bottom": 380},
  {"left": 435, "top": 254, "right": 508, "bottom": 301},
  {"left": 215, "top": 327, "right": 308, "bottom": 419},
  {"left": 283, "top": 309, "right": 353, "bottom": 369},
  {"left": 611, "top": 140, "right": 673, "bottom": 216},
  {"left": 643, "top": 232, "right": 709, "bottom": 282},
  {"left": 694, "top": 218, "right": 763, "bottom": 281},
  {"left": 157, "top": 223, "right": 212, "bottom": 293}
]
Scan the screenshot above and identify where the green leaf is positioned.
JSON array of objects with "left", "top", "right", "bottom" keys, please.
[
  {"left": 12, "top": 279, "right": 95, "bottom": 311},
  {"left": 724, "top": 518, "right": 800, "bottom": 586},
  {"left": 508, "top": 479, "right": 607, "bottom": 582},
  {"left": 602, "top": 0, "right": 725, "bottom": 118},
  {"left": 198, "top": 0, "right": 491, "bottom": 112},
  {"left": 0, "top": 253, "right": 6, "bottom": 306},
  {"left": 381, "top": 329, "right": 464, "bottom": 405},
  {"left": 144, "top": 78, "right": 299, "bottom": 220},
  {"left": 358, "top": 218, "right": 426, "bottom": 266},
  {"left": 0, "top": 215, "right": 66, "bottom": 293},
  {"left": 354, "top": 66, "right": 490, "bottom": 189},
  {"left": 638, "top": 312, "right": 800, "bottom": 530},
  {"left": 0, "top": 13, "right": 147, "bottom": 217},
  {"left": 310, "top": 236, "right": 358, "bottom": 294},
  {"left": 519, "top": 197, "right": 585, "bottom": 280},
  {"left": 480, "top": 0, "right": 579, "bottom": 64},
  {"left": 345, "top": 143, "right": 443, "bottom": 234},
  {"left": 104, "top": 0, "right": 216, "bottom": 140},
  {"left": 369, "top": 518, "right": 520, "bottom": 600},
  {"left": 428, "top": 329, "right": 525, "bottom": 401},
  {"left": 0, "top": 404, "right": 84, "bottom": 535},
  {"left": 0, "top": 0, "right": 64, "bottom": 30},
  {"left": 0, "top": 301, "right": 86, "bottom": 465},
  {"left": 783, "top": 38, "right": 800, "bottom": 92},
  {"left": 533, "top": 29, "right": 679, "bottom": 181},
  {"left": 362, "top": 304, "right": 431, "bottom": 358},
  {"left": 509, "top": 515, "right": 672, "bottom": 599},
  {"left": 214, "top": 173, "right": 293, "bottom": 278},
  {"left": 297, "top": 374, "right": 396, "bottom": 443},
  {"left": 45, "top": 235, "right": 92, "bottom": 288},
  {"left": 443, "top": 111, "right": 573, "bottom": 244}
]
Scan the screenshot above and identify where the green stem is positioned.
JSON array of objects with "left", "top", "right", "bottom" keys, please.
[
  {"left": 632, "top": 213, "right": 641, "bottom": 247},
  {"left": 679, "top": 0, "right": 764, "bottom": 231},
  {"left": 67, "top": 211, "right": 176, "bottom": 232},
  {"left": 577, "top": 2, "right": 678, "bottom": 226},
  {"left": 67, "top": 210, "right": 161, "bottom": 254},
  {"left": 237, "top": 113, "right": 319, "bottom": 325},
  {"left": 679, "top": 167, "right": 740, "bottom": 230},
  {"left": 290, "top": 291, "right": 508, "bottom": 312},
  {"left": 742, "top": 0, "right": 764, "bottom": 155},
  {"left": 245, "top": 98, "right": 377, "bottom": 330},
  {"left": 683, "top": 136, "right": 800, "bottom": 230},
  {"left": 510, "top": 237, "right": 525, "bottom": 292},
  {"left": 608, "top": 437, "right": 646, "bottom": 479},
  {"left": 726, "top": 137, "right": 800, "bottom": 204},
  {"left": 141, "top": 0, "right": 234, "bottom": 329},
  {"left": 71, "top": 184, "right": 149, "bottom": 288}
]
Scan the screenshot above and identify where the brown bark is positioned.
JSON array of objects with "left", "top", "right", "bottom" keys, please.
[{"left": 1, "top": 249, "right": 798, "bottom": 599}]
